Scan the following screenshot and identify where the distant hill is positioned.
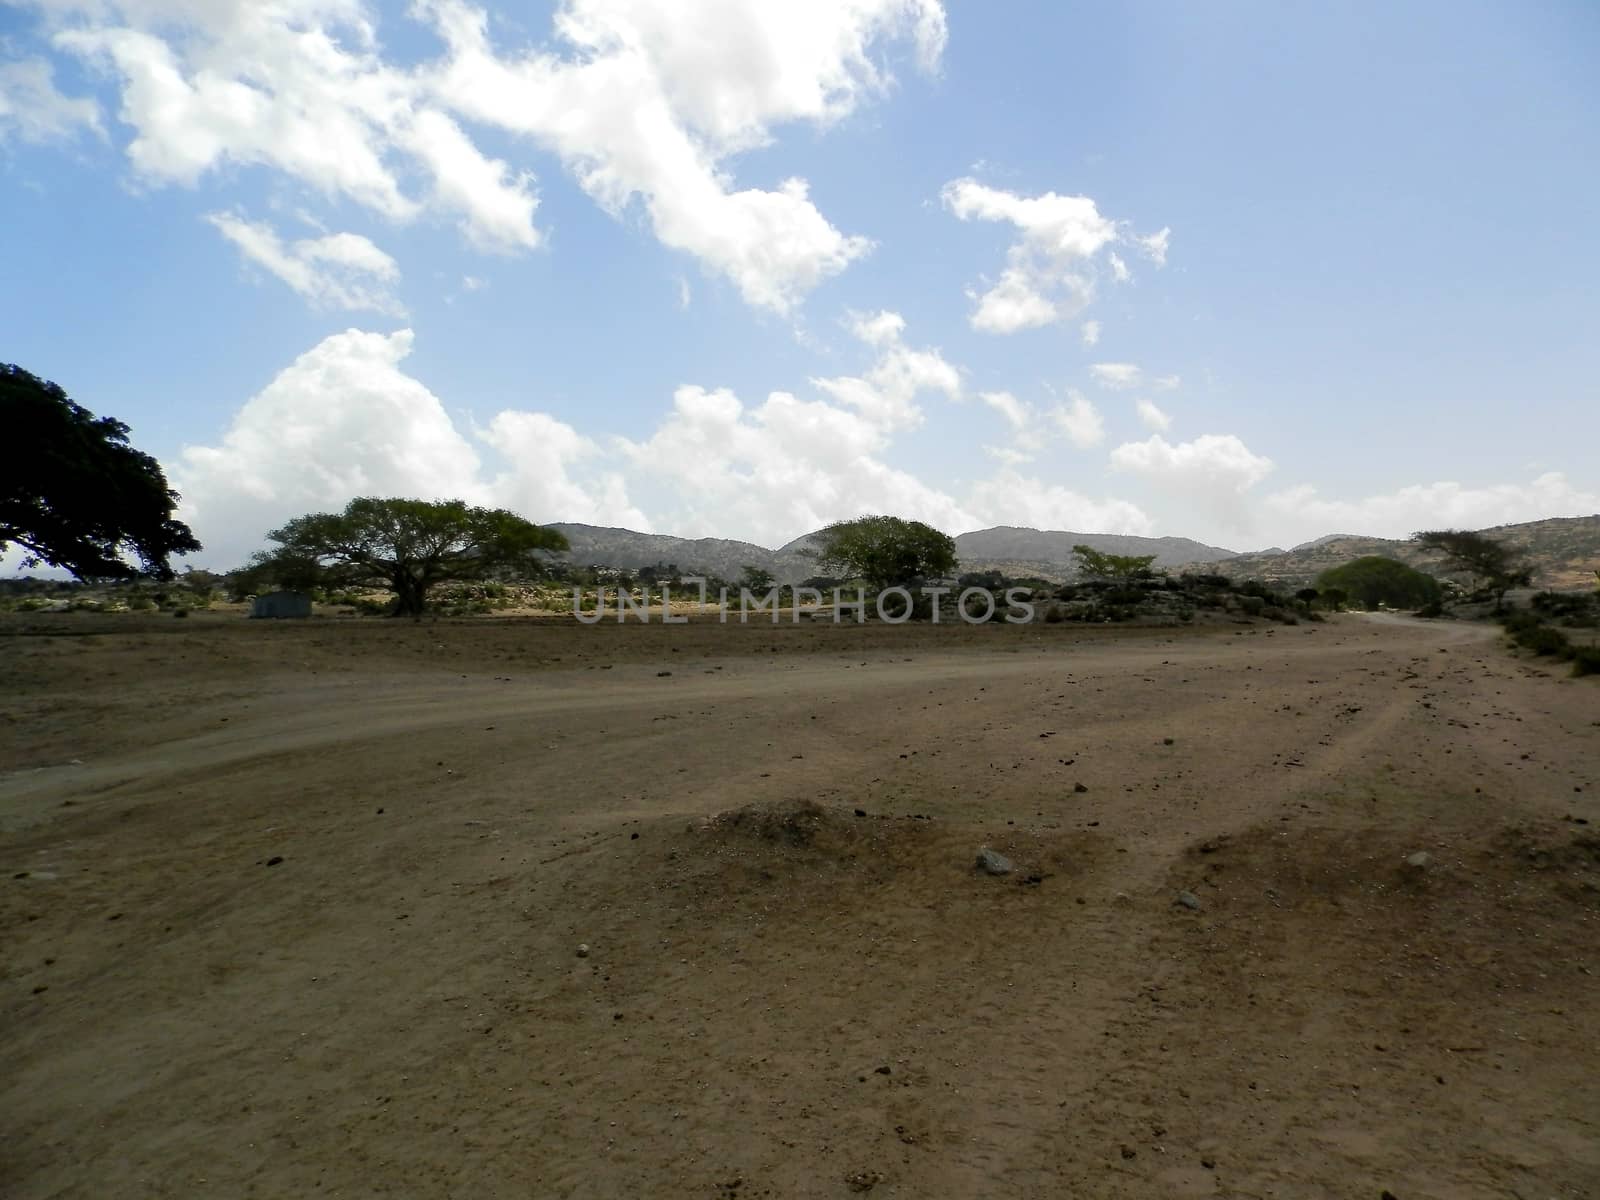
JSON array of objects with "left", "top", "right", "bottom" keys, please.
[
  {"left": 552, "top": 522, "right": 1238, "bottom": 584},
  {"left": 548, "top": 523, "right": 816, "bottom": 581},
  {"left": 550, "top": 515, "right": 1599, "bottom": 590},
  {"left": 1171, "top": 515, "right": 1600, "bottom": 590}
]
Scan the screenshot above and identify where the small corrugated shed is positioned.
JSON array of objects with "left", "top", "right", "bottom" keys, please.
[{"left": 250, "top": 590, "right": 312, "bottom": 619}]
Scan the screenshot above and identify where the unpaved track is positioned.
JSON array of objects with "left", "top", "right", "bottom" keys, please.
[{"left": 2, "top": 612, "right": 1597, "bottom": 1198}]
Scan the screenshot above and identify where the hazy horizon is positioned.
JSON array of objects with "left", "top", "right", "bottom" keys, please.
[{"left": 4, "top": 1, "right": 1597, "bottom": 572}]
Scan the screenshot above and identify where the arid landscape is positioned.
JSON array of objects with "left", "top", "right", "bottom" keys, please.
[{"left": 4, "top": 610, "right": 1598, "bottom": 1198}]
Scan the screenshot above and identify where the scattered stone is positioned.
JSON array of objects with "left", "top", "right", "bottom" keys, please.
[
  {"left": 576, "top": 943, "right": 591, "bottom": 958},
  {"left": 1163, "top": 737, "right": 1175, "bottom": 745},
  {"left": 656, "top": 671, "right": 672, "bottom": 677},
  {"left": 265, "top": 856, "right": 284, "bottom": 867},
  {"left": 854, "top": 808, "right": 867, "bottom": 818},
  {"left": 1201, "top": 1158, "right": 1216, "bottom": 1170},
  {"left": 1175, "top": 890, "right": 1202, "bottom": 911},
  {"left": 976, "top": 847, "right": 1015, "bottom": 876},
  {"left": 846, "top": 1171, "right": 883, "bottom": 1193},
  {"left": 1405, "top": 851, "right": 1432, "bottom": 869},
  {"left": 1074, "top": 782, "right": 1089, "bottom": 794},
  {"left": 874, "top": 1065, "right": 891, "bottom": 1075},
  {"left": 1120, "top": 1145, "right": 1137, "bottom": 1160}
]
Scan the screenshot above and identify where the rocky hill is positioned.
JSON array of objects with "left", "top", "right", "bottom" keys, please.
[
  {"left": 1170, "top": 515, "right": 1600, "bottom": 591},
  {"left": 553, "top": 522, "right": 1237, "bottom": 583}
]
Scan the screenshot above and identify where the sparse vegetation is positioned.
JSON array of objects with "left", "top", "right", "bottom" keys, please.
[{"left": 1415, "top": 528, "right": 1532, "bottom": 611}]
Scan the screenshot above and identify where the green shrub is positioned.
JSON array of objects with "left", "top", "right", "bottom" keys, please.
[
  {"left": 1514, "top": 624, "right": 1571, "bottom": 657},
  {"left": 1572, "top": 646, "right": 1600, "bottom": 677}
]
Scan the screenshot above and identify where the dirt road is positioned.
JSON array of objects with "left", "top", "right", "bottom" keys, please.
[{"left": 3, "top": 612, "right": 1597, "bottom": 1197}]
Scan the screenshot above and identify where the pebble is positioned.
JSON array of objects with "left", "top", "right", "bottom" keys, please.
[
  {"left": 975, "top": 847, "right": 1015, "bottom": 876},
  {"left": 576, "top": 943, "right": 591, "bottom": 958},
  {"left": 1175, "top": 890, "right": 1202, "bottom": 911},
  {"left": 1405, "top": 851, "right": 1432, "bottom": 868}
]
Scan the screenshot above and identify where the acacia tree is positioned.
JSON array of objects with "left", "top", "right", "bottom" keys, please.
[
  {"left": 1414, "top": 529, "right": 1531, "bottom": 611},
  {"left": 2, "top": 363, "right": 201, "bottom": 579},
  {"left": 1316, "top": 556, "right": 1441, "bottom": 611},
  {"left": 1071, "top": 544, "right": 1158, "bottom": 583},
  {"left": 807, "top": 516, "right": 957, "bottom": 591},
  {"left": 252, "top": 498, "right": 569, "bottom": 616}
]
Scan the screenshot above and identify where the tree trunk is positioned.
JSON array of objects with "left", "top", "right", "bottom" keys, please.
[{"left": 391, "top": 575, "right": 427, "bottom": 618}]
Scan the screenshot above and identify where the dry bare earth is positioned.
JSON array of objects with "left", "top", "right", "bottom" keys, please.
[{"left": 2, "top": 612, "right": 1598, "bottom": 1199}]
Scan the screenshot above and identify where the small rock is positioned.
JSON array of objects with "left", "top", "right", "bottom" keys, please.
[
  {"left": 576, "top": 943, "right": 591, "bottom": 958},
  {"left": 265, "top": 856, "right": 284, "bottom": 867},
  {"left": 1073, "top": 782, "right": 1089, "bottom": 794},
  {"left": 1201, "top": 1158, "right": 1216, "bottom": 1169},
  {"left": 1163, "top": 737, "right": 1175, "bottom": 745},
  {"left": 656, "top": 670, "right": 672, "bottom": 677},
  {"left": 976, "top": 847, "right": 1015, "bottom": 876},
  {"left": 1175, "top": 890, "right": 1202, "bottom": 911},
  {"left": 1405, "top": 851, "right": 1432, "bottom": 869}
]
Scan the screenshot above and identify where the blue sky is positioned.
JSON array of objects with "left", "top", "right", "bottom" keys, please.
[{"left": 2, "top": 0, "right": 1597, "bottom": 570}]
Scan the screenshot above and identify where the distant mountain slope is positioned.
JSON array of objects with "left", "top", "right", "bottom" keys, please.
[
  {"left": 953, "top": 526, "right": 1237, "bottom": 569},
  {"left": 554, "top": 522, "right": 1239, "bottom": 584},
  {"left": 1171, "top": 515, "right": 1600, "bottom": 590},
  {"left": 549, "top": 524, "right": 815, "bottom": 581}
]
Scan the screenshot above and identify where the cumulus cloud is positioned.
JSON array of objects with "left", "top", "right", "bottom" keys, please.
[
  {"left": 810, "top": 310, "right": 960, "bottom": 431},
  {"left": 1089, "top": 362, "right": 1141, "bottom": 390},
  {"left": 1110, "top": 432, "right": 1275, "bottom": 536},
  {"left": 207, "top": 212, "right": 404, "bottom": 314},
  {"left": 966, "top": 470, "right": 1152, "bottom": 536},
  {"left": 1050, "top": 391, "right": 1105, "bottom": 449},
  {"left": 977, "top": 390, "right": 1029, "bottom": 431},
  {"left": 1134, "top": 397, "right": 1171, "bottom": 432},
  {"left": 942, "top": 177, "right": 1146, "bottom": 334},
  {"left": 417, "top": 0, "right": 944, "bottom": 310},
  {"left": 40, "top": 0, "right": 944, "bottom": 309},
  {"left": 0, "top": 55, "right": 102, "bottom": 144},
  {"left": 174, "top": 327, "right": 644, "bottom": 566},
  {"left": 1263, "top": 472, "right": 1600, "bottom": 546},
  {"left": 1080, "top": 319, "right": 1101, "bottom": 347}
]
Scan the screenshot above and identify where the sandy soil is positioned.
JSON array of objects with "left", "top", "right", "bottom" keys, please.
[{"left": 2, "top": 611, "right": 1598, "bottom": 1198}]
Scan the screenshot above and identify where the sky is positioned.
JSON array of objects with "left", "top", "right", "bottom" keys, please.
[{"left": 2, "top": 0, "right": 1597, "bottom": 571}]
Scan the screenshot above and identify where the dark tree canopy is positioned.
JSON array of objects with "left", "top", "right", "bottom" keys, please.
[
  {"left": 807, "top": 515, "right": 957, "bottom": 590},
  {"left": 1315, "top": 556, "right": 1441, "bottom": 611},
  {"left": 1414, "top": 528, "right": 1531, "bottom": 609},
  {"left": 1, "top": 364, "right": 201, "bottom": 580},
  {"left": 251, "top": 497, "right": 569, "bottom": 616}
]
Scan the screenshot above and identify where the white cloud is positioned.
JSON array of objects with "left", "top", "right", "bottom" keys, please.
[
  {"left": 418, "top": 0, "right": 944, "bottom": 310},
  {"left": 1050, "top": 391, "right": 1105, "bottom": 448},
  {"left": 978, "top": 390, "right": 1029, "bottom": 430},
  {"left": 1080, "top": 318, "right": 1101, "bottom": 347},
  {"left": 174, "top": 327, "right": 645, "bottom": 566},
  {"left": 1151, "top": 374, "right": 1180, "bottom": 391},
  {"left": 966, "top": 470, "right": 1152, "bottom": 536},
  {"left": 0, "top": 55, "right": 103, "bottom": 144},
  {"left": 1134, "top": 397, "right": 1171, "bottom": 432},
  {"left": 1108, "top": 252, "right": 1130, "bottom": 283},
  {"left": 1134, "top": 227, "right": 1170, "bottom": 266},
  {"left": 1263, "top": 472, "right": 1600, "bottom": 545},
  {"left": 44, "top": 0, "right": 944, "bottom": 308},
  {"left": 810, "top": 310, "right": 960, "bottom": 431},
  {"left": 1089, "top": 362, "right": 1141, "bottom": 390},
  {"left": 943, "top": 177, "right": 1132, "bottom": 334},
  {"left": 207, "top": 212, "right": 404, "bottom": 314},
  {"left": 1110, "top": 432, "right": 1275, "bottom": 536}
]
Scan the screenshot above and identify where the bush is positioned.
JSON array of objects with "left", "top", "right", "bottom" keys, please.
[
  {"left": 1513, "top": 623, "right": 1572, "bottom": 658},
  {"left": 1572, "top": 646, "right": 1600, "bottom": 677},
  {"left": 1316, "top": 556, "right": 1441, "bottom": 611}
]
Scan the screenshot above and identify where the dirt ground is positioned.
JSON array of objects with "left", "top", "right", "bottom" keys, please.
[{"left": 3, "top": 610, "right": 1598, "bottom": 1199}]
